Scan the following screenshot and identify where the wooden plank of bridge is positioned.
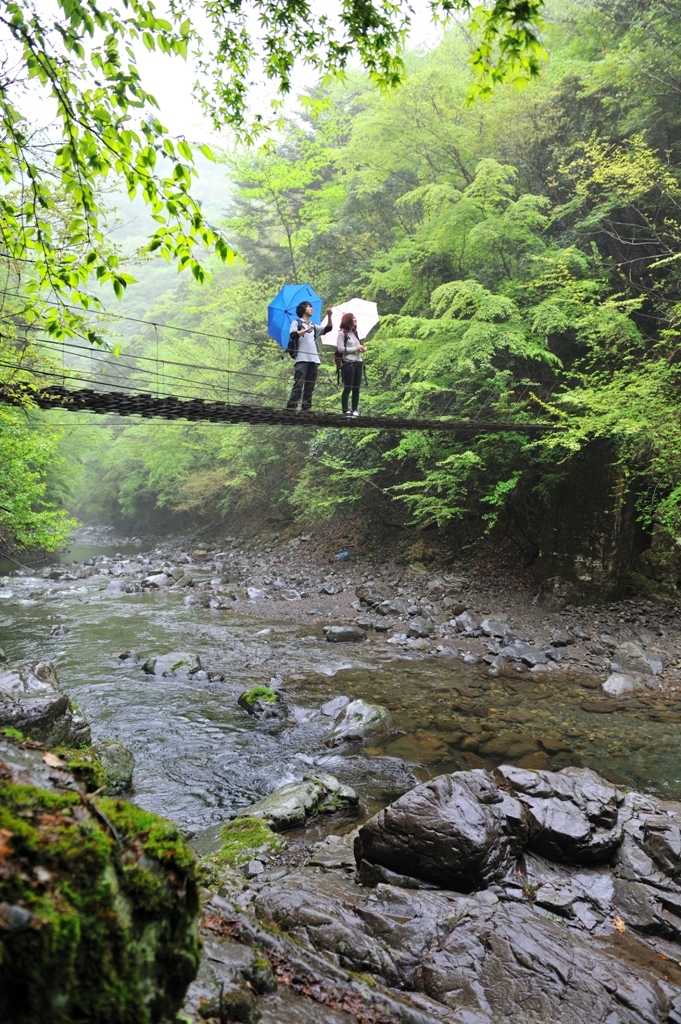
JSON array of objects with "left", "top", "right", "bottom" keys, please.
[{"left": 0, "top": 385, "right": 558, "bottom": 434}]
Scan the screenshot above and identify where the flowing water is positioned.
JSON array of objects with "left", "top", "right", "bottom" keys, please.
[{"left": 2, "top": 530, "right": 681, "bottom": 842}]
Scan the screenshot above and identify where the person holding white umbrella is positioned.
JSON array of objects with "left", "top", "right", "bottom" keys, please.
[{"left": 336, "top": 311, "right": 367, "bottom": 416}]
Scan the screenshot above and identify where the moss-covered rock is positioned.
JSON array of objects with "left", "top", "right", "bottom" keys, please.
[
  {"left": 52, "top": 744, "right": 108, "bottom": 791},
  {"left": 237, "top": 685, "right": 284, "bottom": 720},
  {"left": 240, "top": 772, "right": 359, "bottom": 832},
  {"left": 0, "top": 770, "right": 200, "bottom": 1023},
  {"left": 210, "top": 816, "right": 285, "bottom": 868},
  {"left": 93, "top": 739, "right": 135, "bottom": 795}
]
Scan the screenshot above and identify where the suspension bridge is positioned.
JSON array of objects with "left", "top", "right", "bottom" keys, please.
[
  {"left": 0, "top": 382, "right": 557, "bottom": 433},
  {"left": 0, "top": 303, "right": 559, "bottom": 434}
]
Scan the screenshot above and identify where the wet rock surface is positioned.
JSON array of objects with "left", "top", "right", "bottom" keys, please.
[
  {"left": 240, "top": 771, "right": 359, "bottom": 831},
  {"left": 0, "top": 660, "right": 90, "bottom": 746},
  {"left": 323, "top": 699, "right": 395, "bottom": 748},
  {"left": 355, "top": 771, "right": 524, "bottom": 891},
  {"left": 242, "top": 765, "right": 681, "bottom": 1023}
]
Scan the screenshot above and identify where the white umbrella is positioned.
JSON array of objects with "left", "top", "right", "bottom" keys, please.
[{"left": 322, "top": 297, "right": 380, "bottom": 345}]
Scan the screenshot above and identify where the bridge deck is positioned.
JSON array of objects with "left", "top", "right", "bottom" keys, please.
[{"left": 0, "top": 385, "right": 557, "bottom": 434}]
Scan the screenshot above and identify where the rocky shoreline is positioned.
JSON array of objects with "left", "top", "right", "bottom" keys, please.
[
  {"left": 12, "top": 528, "right": 680, "bottom": 694},
  {"left": 184, "top": 761, "right": 681, "bottom": 1024}
]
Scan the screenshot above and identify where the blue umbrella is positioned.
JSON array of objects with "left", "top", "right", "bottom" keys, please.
[{"left": 268, "top": 284, "right": 322, "bottom": 349}]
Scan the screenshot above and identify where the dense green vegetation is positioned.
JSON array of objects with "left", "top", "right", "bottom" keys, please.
[{"left": 5, "top": 0, "right": 681, "bottom": 570}]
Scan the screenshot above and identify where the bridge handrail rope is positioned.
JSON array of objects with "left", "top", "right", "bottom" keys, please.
[
  {"left": 4, "top": 326, "right": 353, "bottom": 395},
  {"left": 0, "top": 359, "right": 281, "bottom": 407},
  {"left": 2, "top": 332, "right": 545, "bottom": 419}
]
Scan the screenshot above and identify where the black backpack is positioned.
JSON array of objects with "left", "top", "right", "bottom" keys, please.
[{"left": 287, "top": 319, "right": 304, "bottom": 360}]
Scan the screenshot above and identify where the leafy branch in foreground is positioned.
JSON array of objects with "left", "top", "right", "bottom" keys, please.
[{"left": 0, "top": 0, "right": 235, "bottom": 342}]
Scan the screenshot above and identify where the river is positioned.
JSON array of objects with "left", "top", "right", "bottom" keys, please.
[{"left": 2, "top": 528, "right": 681, "bottom": 843}]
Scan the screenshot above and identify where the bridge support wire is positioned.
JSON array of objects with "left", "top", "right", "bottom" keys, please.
[{"left": 0, "top": 384, "right": 558, "bottom": 434}]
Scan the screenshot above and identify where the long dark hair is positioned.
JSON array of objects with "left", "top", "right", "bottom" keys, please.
[{"left": 340, "top": 312, "right": 355, "bottom": 332}]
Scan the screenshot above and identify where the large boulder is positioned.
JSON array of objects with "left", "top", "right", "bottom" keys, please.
[
  {"left": 323, "top": 699, "right": 394, "bottom": 748},
  {"left": 0, "top": 746, "right": 200, "bottom": 1024},
  {"left": 496, "top": 764, "right": 624, "bottom": 864},
  {"left": 0, "top": 661, "right": 90, "bottom": 746},
  {"left": 355, "top": 770, "right": 527, "bottom": 891},
  {"left": 355, "top": 765, "right": 627, "bottom": 894},
  {"left": 355, "top": 583, "right": 393, "bottom": 606},
  {"left": 324, "top": 625, "right": 367, "bottom": 643}
]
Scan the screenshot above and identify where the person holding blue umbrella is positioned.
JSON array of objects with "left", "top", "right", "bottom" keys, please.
[{"left": 286, "top": 300, "right": 333, "bottom": 412}]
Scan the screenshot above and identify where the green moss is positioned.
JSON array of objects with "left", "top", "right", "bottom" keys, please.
[
  {"left": 319, "top": 794, "right": 349, "bottom": 812},
  {"left": 2, "top": 727, "right": 24, "bottom": 741},
  {"left": 211, "top": 816, "right": 283, "bottom": 866},
  {"left": 53, "top": 746, "right": 107, "bottom": 792},
  {"left": 0, "top": 779, "right": 200, "bottom": 1024},
  {"left": 240, "top": 685, "right": 277, "bottom": 706}
]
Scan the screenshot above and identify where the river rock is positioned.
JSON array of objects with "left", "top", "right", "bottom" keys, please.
[
  {"left": 237, "top": 686, "right": 285, "bottom": 719},
  {"left": 143, "top": 572, "right": 172, "bottom": 588},
  {"left": 93, "top": 739, "right": 135, "bottom": 794},
  {"left": 319, "top": 695, "right": 350, "bottom": 717},
  {"left": 602, "top": 671, "right": 645, "bottom": 696},
  {"left": 501, "top": 641, "right": 547, "bottom": 666},
  {"left": 481, "top": 617, "right": 512, "bottom": 638},
  {"left": 323, "top": 699, "right": 394, "bottom": 747},
  {"left": 355, "top": 582, "right": 393, "bottom": 606},
  {"left": 612, "top": 641, "right": 653, "bottom": 674},
  {"left": 324, "top": 625, "right": 366, "bottom": 643},
  {"left": 0, "top": 661, "right": 90, "bottom": 746},
  {"left": 551, "top": 628, "right": 575, "bottom": 646},
  {"left": 239, "top": 772, "right": 358, "bottom": 832},
  {"left": 355, "top": 771, "right": 527, "bottom": 891},
  {"left": 143, "top": 652, "right": 200, "bottom": 677},
  {"left": 253, "top": 864, "right": 681, "bottom": 1024},
  {"left": 454, "top": 610, "right": 482, "bottom": 633},
  {"left": 407, "top": 615, "right": 434, "bottom": 638},
  {"left": 0, "top": 746, "right": 200, "bottom": 1022},
  {"left": 306, "top": 830, "right": 359, "bottom": 869}
]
